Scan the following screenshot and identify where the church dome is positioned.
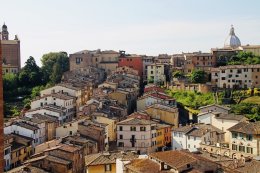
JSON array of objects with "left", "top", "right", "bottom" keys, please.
[{"left": 224, "top": 25, "right": 241, "bottom": 49}]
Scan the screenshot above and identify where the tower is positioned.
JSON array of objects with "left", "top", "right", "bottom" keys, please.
[
  {"left": 0, "top": 28, "right": 5, "bottom": 172},
  {"left": 1, "top": 23, "right": 9, "bottom": 40}
]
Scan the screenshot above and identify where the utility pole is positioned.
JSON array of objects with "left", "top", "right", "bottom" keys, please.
[{"left": 0, "top": 31, "right": 5, "bottom": 171}]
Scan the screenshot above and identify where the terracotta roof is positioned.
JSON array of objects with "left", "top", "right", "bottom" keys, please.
[
  {"left": 85, "top": 152, "right": 138, "bottom": 166},
  {"left": 31, "top": 114, "right": 59, "bottom": 123},
  {"left": 57, "top": 83, "right": 81, "bottom": 91},
  {"left": 187, "top": 124, "right": 223, "bottom": 137},
  {"left": 173, "top": 124, "right": 223, "bottom": 137},
  {"left": 199, "top": 104, "right": 231, "bottom": 111},
  {"left": 21, "top": 116, "right": 46, "bottom": 124},
  {"left": 46, "top": 155, "right": 72, "bottom": 165},
  {"left": 128, "top": 111, "right": 151, "bottom": 120},
  {"left": 228, "top": 121, "right": 260, "bottom": 134},
  {"left": 34, "top": 92, "right": 75, "bottom": 101},
  {"left": 197, "top": 112, "right": 245, "bottom": 121},
  {"left": 173, "top": 125, "right": 193, "bottom": 133},
  {"left": 26, "top": 104, "right": 66, "bottom": 114},
  {"left": 147, "top": 103, "right": 178, "bottom": 113},
  {"left": 149, "top": 150, "right": 197, "bottom": 169},
  {"left": 117, "top": 117, "right": 157, "bottom": 125},
  {"left": 218, "top": 64, "right": 260, "bottom": 70},
  {"left": 214, "top": 113, "right": 245, "bottom": 121},
  {"left": 58, "top": 144, "right": 82, "bottom": 153},
  {"left": 125, "top": 159, "right": 161, "bottom": 173},
  {"left": 13, "top": 122, "right": 39, "bottom": 131},
  {"left": 156, "top": 123, "right": 171, "bottom": 129},
  {"left": 144, "top": 86, "right": 165, "bottom": 93},
  {"left": 138, "top": 91, "right": 174, "bottom": 101}
]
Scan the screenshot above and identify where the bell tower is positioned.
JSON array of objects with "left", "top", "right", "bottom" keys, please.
[{"left": 1, "top": 23, "right": 9, "bottom": 40}]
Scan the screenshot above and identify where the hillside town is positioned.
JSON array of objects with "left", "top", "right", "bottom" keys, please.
[{"left": 1, "top": 21, "right": 260, "bottom": 173}]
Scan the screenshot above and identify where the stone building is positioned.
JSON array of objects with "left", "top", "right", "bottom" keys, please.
[
  {"left": 0, "top": 23, "right": 21, "bottom": 73},
  {"left": 211, "top": 64, "right": 260, "bottom": 89},
  {"left": 69, "top": 49, "right": 119, "bottom": 74},
  {"left": 0, "top": 29, "right": 4, "bottom": 172}
]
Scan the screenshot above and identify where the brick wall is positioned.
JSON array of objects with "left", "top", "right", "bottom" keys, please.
[{"left": 0, "top": 39, "right": 5, "bottom": 172}]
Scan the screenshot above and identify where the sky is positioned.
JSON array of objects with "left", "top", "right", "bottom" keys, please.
[{"left": 1, "top": 0, "right": 260, "bottom": 66}]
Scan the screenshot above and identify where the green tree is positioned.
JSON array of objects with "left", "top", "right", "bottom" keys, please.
[
  {"left": 41, "top": 52, "right": 69, "bottom": 84},
  {"left": 3, "top": 73, "right": 18, "bottom": 91},
  {"left": 31, "top": 85, "right": 46, "bottom": 99},
  {"left": 172, "top": 71, "right": 184, "bottom": 78},
  {"left": 19, "top": 56, "right": 43, "bottom": 86},
  {"left": 50, "top": 63, "right": 63, "bottom": 84},
  {"left": 190, "top": 70, "right": 207, "bottom": 83}
]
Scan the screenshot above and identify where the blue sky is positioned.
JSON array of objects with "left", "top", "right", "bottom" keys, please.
[{"left": 1, "top": 0, "right": 260, "bottom": 66}]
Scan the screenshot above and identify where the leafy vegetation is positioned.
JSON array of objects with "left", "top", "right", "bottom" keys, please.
[
  {"left": 3, "top": 52, "right": 69, "bottom": 118},
  {"left": 242, "top": 96, "right": 260, "bottom": 105},
  {"left": 172, "top": 71, "right": 185, "bottom": 78},
  {"left": 189, "top": 70, "right": 207, "bottom": 84},
  {"left": 227, "top": 51, "right": 260, "bottom": 65},
  {"left": 230, "top": 102, "right": 260, "bottom": 121},
  {"left": 167, "top": 90, "right": 215, "bottom": 110},
  {"left": 41, "top": 52, "right": 69, "bottom": 84}
]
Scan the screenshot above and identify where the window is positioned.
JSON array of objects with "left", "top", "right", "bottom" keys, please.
[
  {"left": 188, "top": 144, "right": 190, "bottom": 148},
  {"left": 118, "top": 142, "right": 124, "bottom": 147},
  {"left": 239, "top": 146, "right": 245, "bottom": 152},
  {"left": 246, "top": 134, "right": 253, "bottom": 141},
  {"left": 76, "top": 57, "right": 81, "bottom": 64},
  {"left": 105, "top": 164, "right": 111, "bottom": 171},
  {"left": 4, "top": 148, "right": 10, "bottom": 155},
  {"left": 239, "top": 133, "right": 244, "bottom": 139},
  {"left": 232, "top": 133, "right": 238, "bottom": 139},
  {"left": 140, "top": 127, "right": 146, "bottom": 131},
  {"left": 194, "top": 137, "right": 196, "bottom": 141},
  {"left": 232, "top": 144, "right": 237, "bottom": 151},
  {"left": 119, "top": 126, "right": 123, "bottom": 131},
  {"left": 141, "top": 135, "right": 145, "bottom": 140},
  {"left": 247, "top": 147, "right": 253, "bottom": 154},
  {"left": 174, "top": 132, "right": 177, "bottom": 136},
  {"left": 221, "top": 77, "right": 226, "bottom": 80},
  {"left": 119, "top": 135, "right": 123, "bottom": 139},
  {"left": 130, "top": 126, "right": 136, "bottom": 131}
]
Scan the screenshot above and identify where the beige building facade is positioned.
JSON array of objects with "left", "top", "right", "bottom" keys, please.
[{"left": 211, "top": 64, "right": 260, "bottom": 89}]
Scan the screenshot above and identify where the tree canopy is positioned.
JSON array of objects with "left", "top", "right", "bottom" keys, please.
[
  {"left": 227, "top": 51, "right": 260, "bottom": 65},
  {"left": 41, "top": 52, "right": 69, "bottom": 84},
  {"left": 189, "top": 70, "right": 207, "bottom": 84},
  {"left": 18, "top": 56, "right": 43, "bottom": 86}
]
